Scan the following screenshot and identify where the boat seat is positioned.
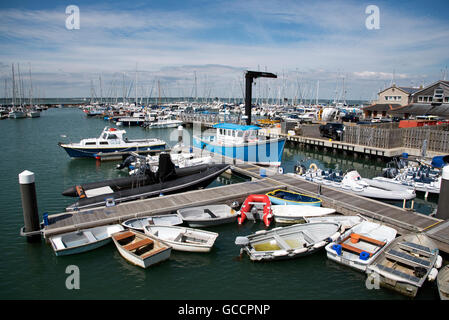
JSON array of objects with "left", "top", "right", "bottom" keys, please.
[
  {"left": 385, "top": 249, "right": 431, "bottom": 268},
  {"left": 204, "top": 209, "right": 217, "bottom": 218},
  {"left": 341, "top": 243, "right": 373, "bottom": 257},
  {"left": 398, "top": 242, "right": 432, "bottom": 256},
  {"left": 123, "top": 238, "right": 153, "bottom": 251},
  {"left": 140, "top": 246, "right": 167, "bottom": 259},
  {"left": 376, "top": 264, "right": 420, "bottom": 283},
  {"left": 350, "top": 233, "right": 386, "bottom": 247},
  {"left": 113, "top": 231, "right": 135, "bottom": 241}
]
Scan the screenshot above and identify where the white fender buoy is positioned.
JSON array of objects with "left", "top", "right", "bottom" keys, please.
[
  {"left": 427, "top": 268, "right": 438, "bottom": 282},
  {"left": 313, "top": 240, "right": 327, "bottom": 249},
  {"left": 330, "top": 232, "right": 341, "bottom": 242},
  {"left": 435, "top": 255, "right": 443, "bottom": 269}
]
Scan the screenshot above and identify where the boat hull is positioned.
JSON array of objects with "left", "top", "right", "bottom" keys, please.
[
  {"left": 60, "top": 144, "right": 166, "bottom": 158},
  {"left": 115, "top": 242, "right": 171, "bottom": 268},
  {"left": 193, "top": 136, "right": 285, "bottom": 166},
  {"left": 54, "top": 238, "right": 112, "bottom": 256}
]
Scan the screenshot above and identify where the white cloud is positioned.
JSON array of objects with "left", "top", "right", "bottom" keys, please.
[{"left": 0, "top": 1, "right": 448, "bottom": 99}]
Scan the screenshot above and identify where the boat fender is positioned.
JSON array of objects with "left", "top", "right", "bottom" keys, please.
[
  {"left": 313, "top": 240, "right": 327, "bottom": 249},
  {"left": 235, "top": 236, "right": 249, "bottom": 246},
  {"left": 435, "top": 255, "right": 443, "bottom": 269},
  {"left": 332, "top": 244, "right": 342, "bottom": 256},
  {"left": 329, "top": 232, "right": 341, "bottom": 242},
  {"left": 278, "top": 167, "right": 284, "bottom": 174},
  {"left": 359, "top": 251, "right": 370, "bottom": 261},
  {"left": 427, "top": 268, "right": 438, "bottom": 282},
  {"left": 293, "top": 247, "right": 308, "bottom": 255},
  {"left": 309, "top": 163, "right": 318, "bottom": 172},
  {"left": 272, "top": 250, "right": 288, "bottom": 257}
]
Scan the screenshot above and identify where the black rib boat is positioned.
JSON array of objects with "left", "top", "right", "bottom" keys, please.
[{"left": 64, "top": 153, "right": 230, "bottom": 211}]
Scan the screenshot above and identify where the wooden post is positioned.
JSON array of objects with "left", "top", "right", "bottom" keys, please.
[{"left": 19, "top": 170, "right": 41, "bottom": 242}]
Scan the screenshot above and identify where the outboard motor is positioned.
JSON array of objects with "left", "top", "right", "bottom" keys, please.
[
  {"left": 116, "top": 155, "right": 136, "bottom": 170},
  {"left": 157, "top": 153, "right": 177, "bottom": 182}
]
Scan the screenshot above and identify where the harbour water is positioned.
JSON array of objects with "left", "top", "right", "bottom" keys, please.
[{"left": 0, "top": 108, "right": 441, "bottom": 300}]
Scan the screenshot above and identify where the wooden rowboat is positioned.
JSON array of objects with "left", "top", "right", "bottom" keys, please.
[{"left": 112, "top": 229, "right": 171, "bottom": 268}]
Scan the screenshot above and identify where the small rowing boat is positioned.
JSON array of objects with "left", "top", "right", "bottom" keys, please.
[
  {"left": 266, "top": 189, "right": 322, "bottom": 207},
  {"left": 177, "top": 205, "right": 238, "bottom": 227},
  {"left": 112, "top": 230, "right": 171, "bottom": 268},
  {"left": 235, "top": 222, "right": 341, "bottom": 261},
  {"left": 49, "top": 224, "right": 124, "bottom": 256},
  {"left": 325, "top": 220, "right": 397, "bottom": 272},
  {"left": 122, "top": 214, "right": 183, "bottom": 231},
  {"left": 144, "top": 225, "right": 218, "bottom": 252},
  {"left": 271, "top": 205, "right": 335, "bottom": 224}
]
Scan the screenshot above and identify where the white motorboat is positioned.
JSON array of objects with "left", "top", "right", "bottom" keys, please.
[
  {"left": 112, "top": 229, "right": 171, "bottom": 268},
  {"left": 49, "top": 224, "right": 124, "bottom": 256},
  {"left": 122, "top": 214, "right": 183, "bottom": 231},
  {"left": 271, "top": 205, "right": 335, "bottom": 224},
  {"left": 325, "top": 220, "right": 397, "bottom": 272},
  {"left": 58, "top": 126, "right": 166, "bottom": 158},
  {"left": 235, "top": 222, "right": 342, "bottom": 261},
  {"left": 144, "top": 118, "right": 183, "bottom": 129},
  {"left": 177, "top": 205, "right": 238, "bottom": 227},
  {"left": 366, "top": 233, "right": 442, "bottom": 298},
  {"left": 290, "top": 167, "right": 416, "bottom": 200},
  {"left": 144, "top": 225, "right": 219, "bottom": 253}
]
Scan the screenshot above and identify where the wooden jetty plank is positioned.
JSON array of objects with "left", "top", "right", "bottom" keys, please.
[{"left": 43, "top": 178, "right": 285, "bottom": 238}]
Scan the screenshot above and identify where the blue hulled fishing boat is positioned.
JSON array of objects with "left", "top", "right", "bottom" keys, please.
[
  {"left": 193, "top": 123, "right": 285, "bottom": 166},
  {"left": 58, "top": 126, "right": 166, "bottom": 158}
]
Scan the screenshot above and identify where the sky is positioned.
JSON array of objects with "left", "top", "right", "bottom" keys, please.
[{"left": 0, "top": 0, "right": 449, "bottom": 101}]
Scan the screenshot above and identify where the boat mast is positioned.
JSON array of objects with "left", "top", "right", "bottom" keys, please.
[
  {"left": 29, "top": 63, "right": 33, "bottom": 106},
  {"left": 12, "top": 64, "right": 16, "bottom": 107}
]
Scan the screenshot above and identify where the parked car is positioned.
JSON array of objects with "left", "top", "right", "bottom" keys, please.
[
  {"left": 319, "top": 123, "right": 345, "bottom": 140},
  {"left": 341, "top": 113, "right": 360, "bottom": 123}
]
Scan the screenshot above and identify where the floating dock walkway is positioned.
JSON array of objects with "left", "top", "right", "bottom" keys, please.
[{"left": 38, "top": 147, "right": 449, "bottom": 254}]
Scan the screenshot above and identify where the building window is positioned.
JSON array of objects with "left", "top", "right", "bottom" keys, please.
[
  {"left": 429, "top": 96, "right": 433, "bottom": 102},
  {"left": 423, "top": 96, "right": 428, "bottom": 102},
  {"left": 418, "top": 96, "right": 423, "bottom": 102},
  {"left": 445, "top": 97, "right": 449, "bottom": 103}
]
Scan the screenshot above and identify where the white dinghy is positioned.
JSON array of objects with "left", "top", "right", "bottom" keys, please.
[
  {"left": 235, "top": 222, "right": 342, "bottom": 261},
  {"left": 144, "top": 225, "right": 219, "bottom": 253},
  {"left": 122, "top": 214, "right": 183, "bottom": 231},
  {"left": 50, "top": 224, "right": 124, "bottom": 256},
  {"left": 366, "top": 233, "right": 442, "bottom": 298},
  {"left": 325, "top": 220, "right": 397, "bottom": 272},
  {"left": 177, "top": 205, "right": 238, "bottom": 227},
  {"left": 112, "top": 229, "right": 171, "bottom": 269},
  {"left": 271, "top": 205, "right": 335, "bottom": 224},
  {"left": 305, "top": 215, "right": 366, "bottom": 232}
]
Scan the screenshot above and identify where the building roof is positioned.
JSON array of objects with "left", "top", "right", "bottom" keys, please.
[
  {"left": 213, "top": 123, "right": 261, "bottom": 131},
  {"left": 398, "top": 87, "right": 421, "bottom": 94},
  {"left": 388, "top": 103, "right": 449, "bottom": 117},
  {"left": 410, "top": 80, "right": 449, "bottom": 96},
  {"left": 363, "top": 103, "right": 402, "bottom": 112}
]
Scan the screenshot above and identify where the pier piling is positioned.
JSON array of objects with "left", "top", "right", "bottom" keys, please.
[
  {"left": 437, "top": 156, "right": 449, "bottom": 220},
  {"left": 19, "top": 170, "right": 41, "bottom": 242}
]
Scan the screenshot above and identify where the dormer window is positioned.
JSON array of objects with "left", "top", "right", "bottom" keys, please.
[{"left": 433, "top": 87, "right": 444, "bottom": 103}]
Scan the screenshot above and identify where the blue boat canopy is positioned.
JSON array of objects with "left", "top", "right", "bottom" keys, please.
[{"left": 213, "top": 123, "right": 261, "bottom": 131}]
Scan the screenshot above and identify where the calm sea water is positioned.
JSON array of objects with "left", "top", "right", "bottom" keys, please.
[{"left": 0, "top": 108, "right": 441, "bottom": 300}]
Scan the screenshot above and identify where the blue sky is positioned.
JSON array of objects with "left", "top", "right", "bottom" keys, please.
[{"left": 1, "top": 0, "right": 449, "bottom": 100}]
